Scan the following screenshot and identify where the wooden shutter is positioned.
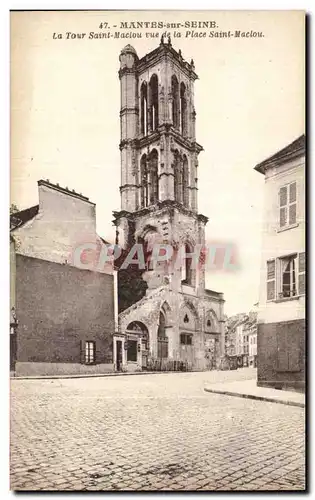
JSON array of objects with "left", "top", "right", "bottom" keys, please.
[
  {"left": 289, "top": 182, "right": 297, "bottom": 225},
  {"left": 298, "top": 252, "right": 305, "bottom": 295},
  {"left": 267, "top": 260, "right": 276, "bottom": 300},
  {"left": 279, "top": 186, "right": 288, "bottom": 228}
]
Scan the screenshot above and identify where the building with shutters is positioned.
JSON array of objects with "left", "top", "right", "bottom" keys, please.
[
  {"left": 255, "top": 134, "right": 305, "bottom": 391},
  {"left": 10, "top": 180, "right": 118, "bottom": 376},
  {"left": 113, "top": 39, "right": 225, "bottom": 372}
]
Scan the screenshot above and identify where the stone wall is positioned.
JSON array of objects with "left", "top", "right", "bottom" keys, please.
[{"left": 15, "top": 254, "right": 115, "bottom": 373}]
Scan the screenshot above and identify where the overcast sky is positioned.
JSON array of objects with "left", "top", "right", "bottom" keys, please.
[{"left": 10, "top": 10, "right": 305, "bottom": 315}]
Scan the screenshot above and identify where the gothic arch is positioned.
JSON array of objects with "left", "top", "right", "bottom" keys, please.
[
  {"left": 140, "top": 82, "right": 148, "bottom": 135},
  {"left": 149, "top": 149, "right": 159, "bottom": 205},
  {"left": 180, "top": 82, "right": 187, "bottom": 136},
  {"left": 182, "top": 154, "right": 189, "bottom": 207},
  {"left": 179, "top": 301, "right": 199, "bottom": 330},
  {"left": 174, "top": 149, "right": 182, "bottom": 203},
  {"left": 137, "top": 225, "right": 161, "bottom": 271},
  {"left": 181, "top": 241, "right": 193, "bottom": 285},
  {"left": 139, "top": 150, "right": 159, "bottom": 208},
  {"left": 140, "top": 153, "right": 148, "bottom": 207},
  {"left": 149, "top": 74, "right": 159, "bottom": 131},
  {"left": 205, "top": 309, "right": 220, "bottom": 333},
  {"left": 157, "top": 301, "right": 172, "bottom": 359},
  {"left": 171, "top": 75, "right": 179, "bottom": 129}
]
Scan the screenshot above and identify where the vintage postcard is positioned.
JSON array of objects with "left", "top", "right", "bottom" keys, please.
[{"left": 10, "top": 10, "right": 305, "bottom": 492}]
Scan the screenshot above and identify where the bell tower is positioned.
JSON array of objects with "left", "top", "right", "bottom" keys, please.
[
  {"left": 113, "top": 38, "right": 226, "bottom": 371},
  {"left": 114, "top": 37, "right": 208, "bottom": 293},
  {"left": 117, "top": 36, "right": 202, "bottom": 217}
]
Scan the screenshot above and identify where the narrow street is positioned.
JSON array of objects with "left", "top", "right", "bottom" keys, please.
[{"left": 10, "top": 369, "right": 305, "bottom": 491}]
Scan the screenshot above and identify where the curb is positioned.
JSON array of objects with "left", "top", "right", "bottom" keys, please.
[
  {"left": 10, "top": 370, "right": 196, "bottom": 381},
  {"left": 204, "top": 387, "right": 305, "bottom": 408}
]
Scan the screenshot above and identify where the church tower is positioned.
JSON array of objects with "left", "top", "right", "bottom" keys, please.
[{"left": 113, "top": 38, "right": 225, "bottom": 372}]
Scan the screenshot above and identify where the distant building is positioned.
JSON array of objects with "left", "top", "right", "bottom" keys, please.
[
  {"left": 255, "top": 135, "right": 305, "bottom": 391},
  {"left": 244, "top": 311, "right": 257, "bottom": 368},
  {"left": 225, "top": 312, "right": 254, "bottom": 368},
  {"left": 10, "top": 180, "right": 117, "bottom": 376}
]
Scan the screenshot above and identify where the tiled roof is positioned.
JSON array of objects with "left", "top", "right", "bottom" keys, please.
[
  {"left": 254, "top": 134, "right": 305, "bottom": 174},
  {"left": 10, "top": 204, "right": 39, "bottom": 230}
]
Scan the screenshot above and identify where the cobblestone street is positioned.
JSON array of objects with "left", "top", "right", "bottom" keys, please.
[{"left": 10, "top": 369, "right": 305, "bottom": 491}]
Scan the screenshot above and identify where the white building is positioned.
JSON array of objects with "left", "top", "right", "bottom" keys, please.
[{"left": 255, "top": 135, "right": 305, "bottom": 391}]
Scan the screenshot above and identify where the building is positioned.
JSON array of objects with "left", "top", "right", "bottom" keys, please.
[
  {"left": 244, "top": 311, "right": 257, "bottom": 368},
  {"left": 10, "top": 180, "right": 117, "bottom": 376},
  {"left": 255, "top": 135, "right": 305, "bottom": 391},
  {"left": 113, "top": 39, "right": 225, "bottom": 372},
  {"left": 225, "top": 312, "right": 257, "bottom": 369}
]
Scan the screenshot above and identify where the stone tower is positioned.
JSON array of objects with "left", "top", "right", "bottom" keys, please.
[{"left": 113, "top": 38, "right": 225, "bottom": 372}]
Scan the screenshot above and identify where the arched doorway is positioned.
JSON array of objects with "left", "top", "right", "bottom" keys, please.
[{"left": 125, "top": 321, "right": 149, "bottom": 370}]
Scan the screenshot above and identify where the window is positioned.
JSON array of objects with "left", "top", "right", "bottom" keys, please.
[
  {"left": 140, "top": 150, "right": 159, "bottom": 208},
  {"left": 181, "top": 243, "right": 193, "bottom": 285},
  {"left": 171, "top": 75, "right": 179, "bottom": 129},
  {"left": 180, "top": 333, "right": 193, "bottom": 345},
  {"left": 279, "top": 181, "right": 297, "bottom": 228},
  {"left": 140, "top": 82, "right": 148, "bottom": 135},
  {"left": 180, "top": 82, "right": 187, "bottom": 135},
  {"left": 85, "top": 341, "right": 95, "bottom": 364},
  {"left": 149, "top": 74, "right": 159, "bottom": 131},
  {"left": 127, "top": 340, "right": 137, "bottom": 362},
  {"left": 266, "top": 252, "right": 305, "bottom": 301},
  {"left": 280, "top": 255, "right": 297, "bottom": 298}
]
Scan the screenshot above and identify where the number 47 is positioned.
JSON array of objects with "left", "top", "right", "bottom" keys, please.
[{"left": 99, "top": 22, "right": 108, "bottom": 29}]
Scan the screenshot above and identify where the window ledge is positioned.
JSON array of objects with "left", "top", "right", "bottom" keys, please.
[
  {"left": 277, "top": 222, "right": 299, "bottom": 233},
  {"left": 274, "top": 295, "right": 302, "bottom": 303}
]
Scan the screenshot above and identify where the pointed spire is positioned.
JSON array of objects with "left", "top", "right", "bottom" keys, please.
[{"left": 167, "top": 34, "right": 171, "bottom": 46}]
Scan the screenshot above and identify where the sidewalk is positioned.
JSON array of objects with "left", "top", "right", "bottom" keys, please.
[{"left": 204, "top": 378, "right": 305, "bottom": 408}]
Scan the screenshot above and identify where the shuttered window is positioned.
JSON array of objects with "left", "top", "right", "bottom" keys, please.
[
  {"left": 279, "top": 182, "right": 297, "bottom": 228},
  {"left": 267, "top": 260, "right": 276, "bottom": 300},
  {"left": 298, "top": 252, "right": 305, "bottom": 295}
]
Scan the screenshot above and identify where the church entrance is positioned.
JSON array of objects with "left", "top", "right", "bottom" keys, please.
[{"left": 125, "top": 321, "right": 149, "bottom": 370}]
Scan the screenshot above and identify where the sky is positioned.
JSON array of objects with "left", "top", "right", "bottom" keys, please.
[{"left": 10, "top": 10, "right": 305, "bottom": 315}]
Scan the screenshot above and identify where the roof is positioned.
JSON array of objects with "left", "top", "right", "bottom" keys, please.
[
  {"left": 10, "top": 204, "right": 39, "bottom": 230},
  {"left": 136, "top": 37, "right": 198, "bottom": 80},
  {"left": 120, "top": 44, "right": 138, "bottom": 56},
  {"left": 254, "top": 134, "right": 305, "bottom": 175}
]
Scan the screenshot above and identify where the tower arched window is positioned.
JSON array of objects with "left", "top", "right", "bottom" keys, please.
[
  {"left": 140, "top": 150, "right": 159, "bottom": 208},
  {"left": 149, "top": 74, "right": 159, "bottom": 131},
  {"left": 180, "top": 82, "right": 187, "bottom": 136},
  {"left": 181, "top": 243, "right": 193, "bottom": 285},
  {"left": 140, "top": 82, "right": 148, "bottom": 136},
  {"left": 174, "top": 150, "right": 182, "bottom": 204},
  {"left": 149, "top": 149, "right": 159, "bottom": 205},
  {"left": 171, "top": 75, "right": 179, "bottom": 129},
  {"left": 140, "top": 154, "right": 148, "bottom": 207},
  {"left": 182, "top": 155, "right": 189, "bottom": 207}
]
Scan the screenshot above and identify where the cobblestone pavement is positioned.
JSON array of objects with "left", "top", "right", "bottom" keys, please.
[{"left": 10, "top": 369, "right": 305, "bottom": 491}]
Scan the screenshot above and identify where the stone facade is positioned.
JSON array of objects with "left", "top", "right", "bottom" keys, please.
[
  {"left": 255, "top": 135, "right": 305, "bottom": 391},
  {"left": 113, "top": 40, "right": 225, "bottom": 372}
]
